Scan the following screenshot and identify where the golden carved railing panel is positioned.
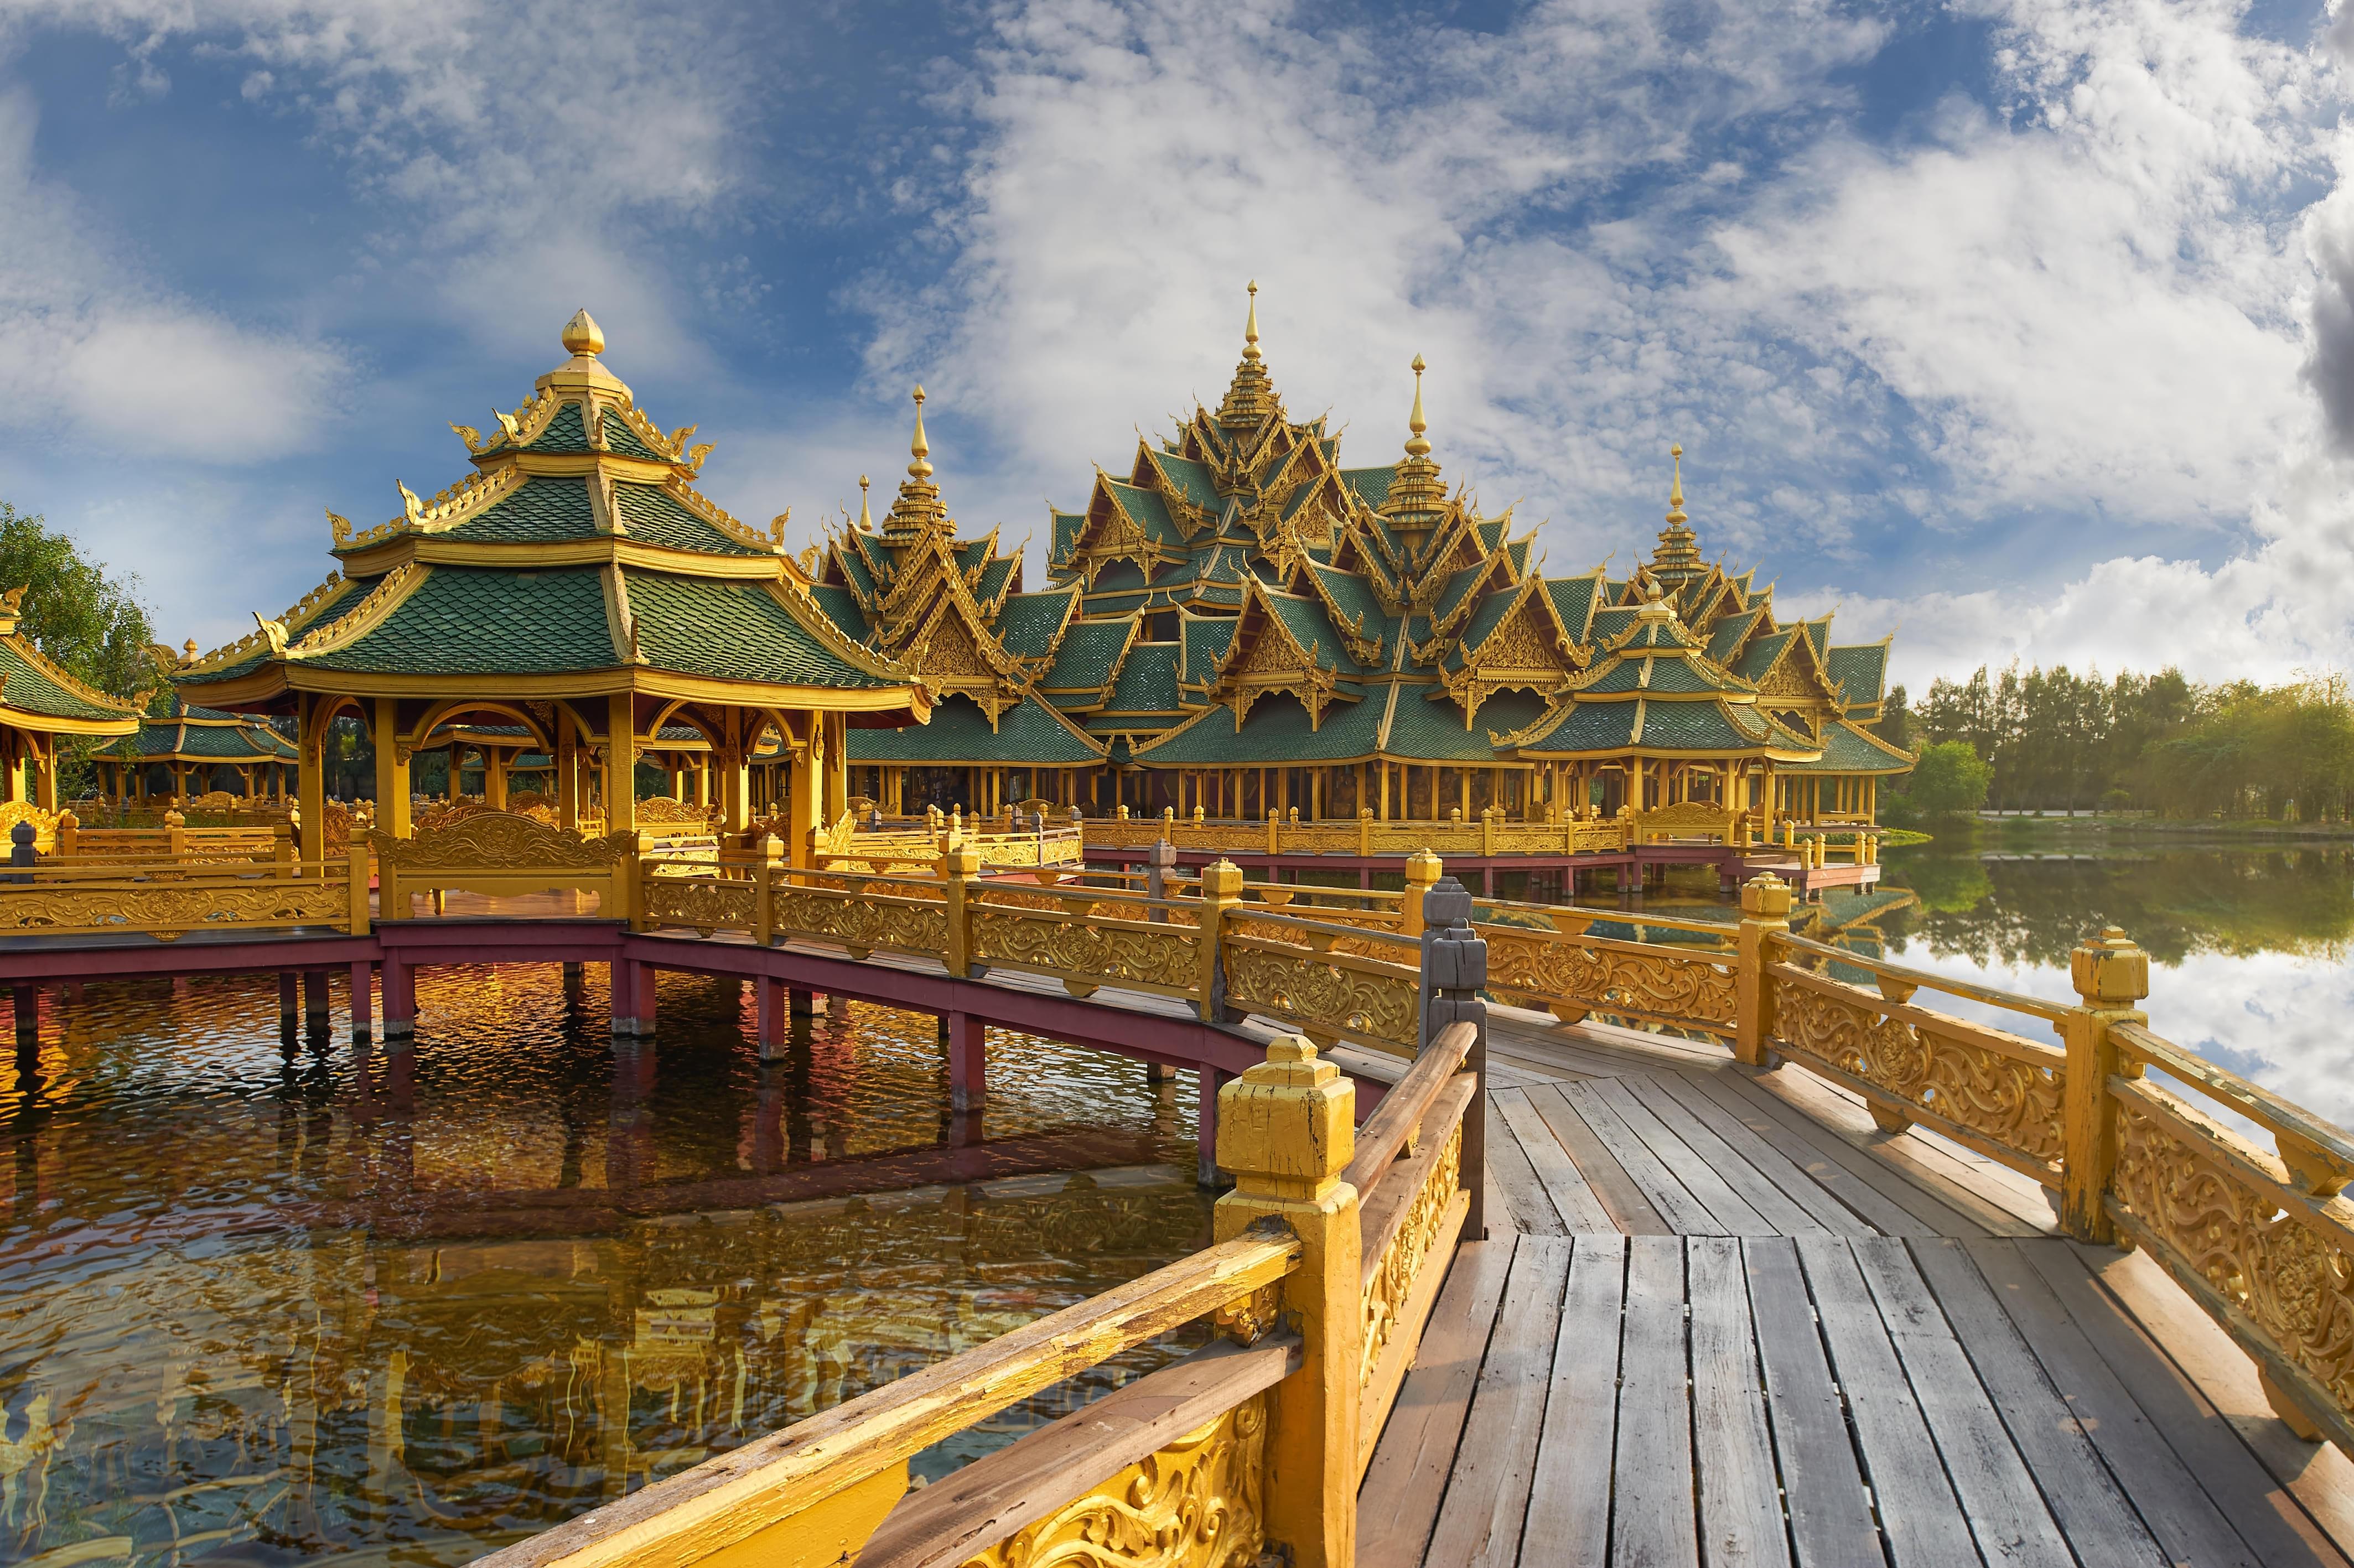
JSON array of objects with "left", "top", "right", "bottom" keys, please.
[
  {"left": 773, "top": 885, "right": 947, "bottom": 958},
  {"left": 1362, "top": 1121, "right": 1461, "bottom": 1388},
  {"left": 0, "top": 866, "right": 359, "bottom": 941},
  {"left": 1221, "top": 938, "right": 1419, "bottom": 1055},
  {"left": 955, "top": 1394, "right": 1271, "bottom": 1568},
  {"left": 639, "top": 875, "right": 756, "bottom": 936},
  {"left": 969, "top": 907, "right": 1201, "bottom": 997},
  {"left": 1767, "top": 962, "right": 2065, "bottom": 1180},
  {"left": 1482, "top": 925, "right": 1736, "bottom": 1036}
]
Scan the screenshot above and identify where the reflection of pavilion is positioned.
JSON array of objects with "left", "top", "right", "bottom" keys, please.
[{"left": 172, "top": 311, "right": 929, "bottom": 864}]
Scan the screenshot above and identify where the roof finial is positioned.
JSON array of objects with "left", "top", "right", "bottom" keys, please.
[
  {"left": 1666, "top": 443, "right": 1686, "bottom": 525},
  {"left": 857, "top": 474, "right": 872, "bottom": 529},
  {"left": 908, "top": 387, "right": 934, "bottom": 481},
  {"left": 1404, "top": 354, "right": 1431, "bottom": 459},
  {"left": 561, "top": 309, "right": 605, "bottom": 358},
  {"left": 1242, "top": 281, "right": 1261, "bottom": 363}
]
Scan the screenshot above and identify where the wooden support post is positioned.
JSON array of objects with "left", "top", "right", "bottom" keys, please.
[
  {"left": 349, "top": 962, "right": 374, "bottom": 1037},
  {"left": 607, "top": 692, "right": 637, "bottom": 836},
  {"left": 381, "top": 958, "right": 416, "bottom": 1039},
  {"left": 755, "top": 976, "right": 789, "bottom": 1062},
  {"left": 1195, "top": 858, "right": 1242, "bottom": 1025},
  {"left": 302, "top": 969, "right": 329, "bottom": 1022},
  {"left": 11, "top": 984, "right": 34, "bottom": 1047},
  {"left": 1197, "top": 1066, "right": 1227, "bottom": 1187},
  {"left": 279, "top": 972, "right": 299, "bottom": 1025},
  {"left": 1734, "top": 872, "right": 1792, "bottom": 1067},
  {"left": 2062, "top": 927, "right": 2148, "bottom": 1244},
  {"left": 789, "top": 987, "right": 816, "bottom": 1018},
  {"left": 1212, "top": 1035, "right": 1360, "bottom": 1568},
  {"left": 1418, "top": 876, "right": 1488, "bottom": 1241},
  {"left": 947, "top": 1011, "right": 986, "bottom": 1112},
  {"left": 372, "top": 697, "right": 411, "bottom": 839}
]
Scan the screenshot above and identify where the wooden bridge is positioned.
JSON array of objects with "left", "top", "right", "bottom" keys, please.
[{"left": 0, "top": 811, "right": 2347, "bottom": 1566}]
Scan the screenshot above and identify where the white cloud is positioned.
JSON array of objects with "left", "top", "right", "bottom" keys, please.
[{"left": 0, "top": 87, "right": 348, "bottom": 456}]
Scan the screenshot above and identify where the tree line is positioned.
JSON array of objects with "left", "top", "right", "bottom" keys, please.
[{"left": 1884, "top": 662, "right": 2354, "bottom": 821}]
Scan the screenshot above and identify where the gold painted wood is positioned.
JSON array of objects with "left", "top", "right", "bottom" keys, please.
[
  {"left": 1220, "top": 935, "right": 1421, "bottom": 1054},
  {"left": 478, "top": 1232, "right": 1299, "bottom": 1568},
  {"left": 1482, "top": 923, "right": 1739, "bottom": 1037},
  {"left": 0, "top": 860, "right": 360, "bottom": 941}
]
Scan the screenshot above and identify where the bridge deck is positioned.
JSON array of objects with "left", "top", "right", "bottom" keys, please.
[{"left": 1356, "top": 1011, "right": 2354, "bottom": 1568}]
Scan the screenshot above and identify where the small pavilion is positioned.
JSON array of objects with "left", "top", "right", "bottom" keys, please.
[
  {"left": 0, "top": 586, "right": 143, "bottom": 809},
  {"left": 89, "top": 688, "right": 299, "bottom": 805},
  {"left": 173, "top": 311, "right": 930, "bottom": 863}
]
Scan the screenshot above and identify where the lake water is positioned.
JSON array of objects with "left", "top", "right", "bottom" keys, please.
[
  {"left": 7, "top": 836, "right": 2346, "bottom": 1567},
  {"left": 0, "top": 968, "right": 1211, "bottom": 1568}
]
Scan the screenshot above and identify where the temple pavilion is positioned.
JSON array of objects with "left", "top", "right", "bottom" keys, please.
[
  {"left": 90, "top": 678, "right": 299, "bottom": 804},
  {"left": 820, "top": 287, "right": 1911, "bottom": 826},
  {"left": 173, "top": 311, "right": 929, "bottom": 863},
  {"left": 0, "top": 586, "right": 142, "bottom": 810}
]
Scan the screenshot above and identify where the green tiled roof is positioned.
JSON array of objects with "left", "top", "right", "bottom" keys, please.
[
  {"left": 975, "top": 556, "right": 1019, "bottom": 609},
  {"left": 1340, "top": 466, "right": 1397, "bottom": 509},
  {"left": 0, "top": 640, "right": 138, "bottom": 723},
  {"left": 626, "top": 573, "right": 896, "bottom": 688},
  {"left": 612, "top": 484, "right": 765, "bottom": 555},
  {"left": 1637, "top": 699, "right": 1776, "bottom": 752},
  {"left": 1432, "top": 565, "right": 1487, "bottom": 626},
  {"left": 1804, "top": 620, "right": 1830, "bottom": 658},
  {"left": 1735, "top": 628, "right": 1796, "bottom": 684},
  {"left": 303, "top": 568, "right": 615, "bottom": 674},
  {"left": 520, "top": 403, "right": 590, "bottom": 454},
  {"left": 1040, "top": 619, "right": 1133, "bottom": 690},
  {"left": 808, "top": 584, "right": 872, "bottom": 643},
  {"left": 994, "top": 590, "right": 1077, "bottom": 659},
  {"left": 179, "top": 578, "right": 375, "bottom": 686},
  {"left": 602, "top": 411, "right": 663, "bottom": 461},
  {"left": 1142, "top": 690, "right": 1380, "bottom": 763},
  {"left": 1779, "top": 719, "right": 1915, "bottom": 773},
  {"left": 1706, "top": 608, "right": 1765, "bottom": 667},
  {"left": 848, "top": 693, "right": 1099, "bottom": 764},
  {"left": 1105, "top": 642, "right": 1181, "bottom": 714},
  {"left": 1106, "top": 481, "right": 1184, "bottom": 544},
  {"left": 1545, "top": 577, "right": 1600, "bottom": 640},
  {"left": 444, "top": 476, "right": 600, "bottom": 544},
  {"left": 1181, "top": 616, "right": 1236, "bottom": 683},
  {"left": 1089, "top": 559, "right": 1148, "bottom": 594},
  {"left": 1261, "top": 591, "right": 1359, "bottom": 674},
  {"left": 1826, "top": 643, "right": 1888, "bottom": 704},
  {"left": 1155, "top": 454, "right": 1220, "bottom": 512},
  {"left": 1050, "top": 509, "right": 1088, "bottom": 564},
  {"left": 1515, "top": 700, "right": 1638, "bottom": 754},
  {"left": 1442, "top": 589, "right": 1520, "bottom": 673},
  {"left": 1385, "top": 685, "right": 1530, "bottom": 761}
]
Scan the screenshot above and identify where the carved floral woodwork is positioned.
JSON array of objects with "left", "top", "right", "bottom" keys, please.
[
  {"left": 370, "top": 812, "right": 637, "bottom": 870},
  {"left": 773, "top": 887, "right": 948, "bottom": 956},
  {"left": 1482, "top": 928, "right": 1737, "bottom": 1036},
  {"left": 1221, "top": 941, "right": 1418, "bottom": 1051},
  {"left": 2113, "top": 1097, "right": 2354, "bottom": 1418},
  {"left": 970, "top": 909, "right": 1201, "bottom": 994},
  {"left": 0, "top": 877, "right": 352, "bottom": 940},
  {"left": 640, "top": 876, "right": 756, "bottom": 935},
  {"left": 1770, "top": 969, "right": 2065, "bottom": 1169},
  {"left": 1362, "top": 1122, "right": 1463, "bottom": 1388},
  {"left": 958, "top": 1394, "right": 1269, "bottom": 1568}
]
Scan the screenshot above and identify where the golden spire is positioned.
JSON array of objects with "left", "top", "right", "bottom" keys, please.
[
  {"left": 561, "top": 308, "right": 605, "bottom": 357},
  {"left": 1216, "top": 281, "right": 1277, "bottom": 430},
  {"left": 1666, "top": 443, "right": 1686, "bottom": 525},
  {"left": 1651, "top": 442, "right": 1701, "bottom": 582},
  {"left": 857, "top": 474, "right": 872, "bottom": 529},
  {"left": 1404, "top": 354, "right": 1431, "bottom": 459},
  {"left": 908, "top": 386, "right": 934, "bottom": 480},
  {"left": 1243, "top": 281, "right": 1261, "bottom": 363}
]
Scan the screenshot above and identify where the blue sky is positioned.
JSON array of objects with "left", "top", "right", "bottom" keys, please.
[{"left": 0, "top": 0, "right": 2342, "bottom": 692}]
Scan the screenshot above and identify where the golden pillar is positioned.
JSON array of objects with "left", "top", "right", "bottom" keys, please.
[
  {"left": 607, "top": 693, "right": 637, "bottom": 835},
  {"left": 371, "top": 697, "right": 411, "bottom": 839},
  {"left": 298, "top": 694, "right": 326, "bottom": 863}
]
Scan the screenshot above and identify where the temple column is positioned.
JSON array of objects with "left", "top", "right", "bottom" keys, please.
[
  {"left": 33, "top": 745, "right": 55, "bottom": 812},
  {"left": 371, "top": 698, "right": 411, "bottom": 839},
  {"left": 555, "top": 707, "right": 580, "bottom": 830},
  {"left": 788, "top": 719, "right": 821, "bottom": 868},
  {"left": 823, "top": 713, "right": 848, "bottom": 824},
  {"left": 485, "top": 748, "right": 508, "bottom": 811},
  {"left": 607, "top": 693, "right": 637, "bottom": 835},
  {"left": 298, "top": 695, "right": 326, "bottom": 862},
  {"left": 719, "top": 724, "right": 751, "bottom": 835}
]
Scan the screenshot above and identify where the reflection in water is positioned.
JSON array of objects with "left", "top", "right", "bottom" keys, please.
[{"left": 0, "top": 967, "right": 1210, "bottom": 1566}]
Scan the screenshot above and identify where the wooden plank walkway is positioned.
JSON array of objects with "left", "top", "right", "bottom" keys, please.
[{"left": 1360, "top": 1008, "right": 2354, "bottom": 1567}]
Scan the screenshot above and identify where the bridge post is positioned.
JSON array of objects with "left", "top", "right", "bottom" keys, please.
[
  {"left": 1195, "top": 859, "right": 1241, "bottom": 1025},
  {"left": 1401, "top": 847, "right": 1441, "bottom": 936},
  {"left": 278, "top": 972, "right": 299, "bottom": 1026},
  {"left": 2062, "top": 927, "right": 2149, "bottom": 1245},
  {"left": 302, "top": 970, "right": 329, "bottom": 1025},
  {"left": 1197, "top": 1067, "right": 1226, "bottom": 1187},
  {"left": 942, "top": 832, "right": 981, "bottom": 979},
  {"left": 1144, "top": 837, "right": 1175, "bottom": 911},
  {"left": 381, "top": 958, "right": 415, "bottom": 1039},
  {"left": 349, "top": 962, "right": 373, "bottom": 1037},
  {"left": 1734, "top": 873, "right": 1792, "bottom": 1068},
  {"left": 612, "top": 961, "right": 657, "bottom": 1036},
  {"left": 754, "top": 977, "right": 789, "bottom": 1062},
  {"left": 947, "top": 1011, "right": 986, "bottom": 1112},
  {"left": 1420, "top": 875, "right": 1489, "bottom": 1243},
  {"left": 1213, "top": 1035, "right": 1360, "bottom": 1568}
]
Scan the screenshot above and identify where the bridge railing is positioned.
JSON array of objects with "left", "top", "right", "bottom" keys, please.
[
  {"left": 1081, "top": 806, "right": 1634, "bottom": 859},
  {"left": 0, "top": 849, "right": 370, "bottom": 939},
  {"left": 476, "top": 991, "right": 1485, "bottom": 1568}
]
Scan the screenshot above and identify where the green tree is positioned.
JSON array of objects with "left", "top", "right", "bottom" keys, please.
[
  {"left": 1908, "top": 740, "right": 1992, "bottom": 820},
  {"left": 0, "top": 501, "right": 156, "bottom": 700}
]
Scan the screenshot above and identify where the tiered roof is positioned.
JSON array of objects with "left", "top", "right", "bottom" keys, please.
[
  {"left": 820, "top": 291, "right": 1907, "bottom": 777},
  {"left": 93, "top": 689, "right": 297, "bottom": 768},
  {"left": 175, "top": 313, "right": 927, "bottom": 730}
]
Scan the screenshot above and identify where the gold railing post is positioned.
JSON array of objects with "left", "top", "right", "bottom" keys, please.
[
  {"left": 1197, "top": 857, "right": 1241, "bottom": 1024},
  {"left": 165, "top": 809, "right": 186, "bottom": 861},
  {"left": 1481, "top": 807, "right": 1495, "bottom": 857},
  {"left": 943, "top": 832, "right": 981, "bottom": 978},
  {"left": 755, "top": 835, "right": 782, "bottom": 947},
  {"left": 1401, "top": 848, "right": 1440, "bottom": 937},
  {"left": 622, "top": 832, "right": 650, "bottom": 930},
  {"left": 56, "top": 810, "right": 75, "bottom": 858},
  {"left": 2062, "top": 926, "right": 2148, "bottom": 1244},
  {"left": 1213, "top": 1034, "right": 1360, "bottom": 1568},
  {"left": 1267, "top": 809, "right": 1280, "bottom": 855},
  {"left": 346, "top": 842, "right": 371, "bottom": 935},
  {"left": 1734, "top": 872, "right": 1792, "bottom": 1068},
  {"left": 274, "top": 823, "right": 295, "bottom": 880},
  {"left": 1357, "top": 808, "right": 1371, "bottom": 858}
]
